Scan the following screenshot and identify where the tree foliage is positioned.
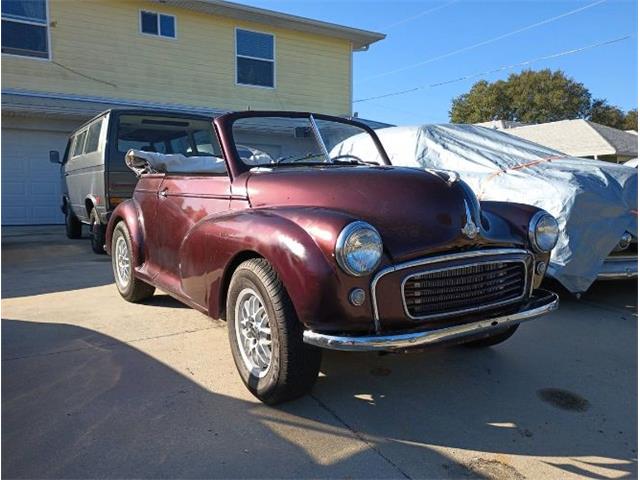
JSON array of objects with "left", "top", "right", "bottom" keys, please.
[
  {"left": 624, "top": 109, "right": 637, "bottom": 131},
  {"left": 449, "top": 69, "right": 636, "bottom": 130},
  {"left": 589, "top": 99, "right": 625, "bottom": 129}
]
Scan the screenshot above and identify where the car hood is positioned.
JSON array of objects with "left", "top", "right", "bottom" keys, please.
[{"left": 245, "top": 165, "right": 516, "bottom": 262}]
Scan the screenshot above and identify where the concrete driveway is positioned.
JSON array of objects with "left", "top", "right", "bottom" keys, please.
[{"left": 2, "top": 226, "right": 637, "bottom": 479}]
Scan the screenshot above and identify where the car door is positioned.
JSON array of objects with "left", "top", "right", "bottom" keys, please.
[
  {"left": 151, "top": 174, "right": 231, "bottom": 292},
  {"left": 131, "top": 173, "right": 166, "bottom": 279}
]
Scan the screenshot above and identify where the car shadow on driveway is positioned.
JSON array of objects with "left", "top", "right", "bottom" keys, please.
[
  {"left": 1, "top": 318, "right": 461, "bottom": 479},
  {"left": 2, "top": 309, "right": 637, "bottom": 479},
  {"left": 143, "top": 295, "right": 192, "bottom": 309}
]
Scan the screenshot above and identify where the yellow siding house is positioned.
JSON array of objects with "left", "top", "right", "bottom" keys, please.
[{"left": 1, "top": 0, "right": 385, "bottom": 224}]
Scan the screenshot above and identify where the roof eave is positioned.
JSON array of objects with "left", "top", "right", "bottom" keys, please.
[{"left": 150, "top": 0, "right": 385, "bottom": 50}]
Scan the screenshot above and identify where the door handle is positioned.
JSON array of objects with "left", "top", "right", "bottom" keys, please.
[{"left": 159, "top": 188, "right": 168, "bottom": 198}]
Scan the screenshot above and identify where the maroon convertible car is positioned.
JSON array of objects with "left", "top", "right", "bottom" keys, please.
[{"left": 106, "top": 111, "right": 560, "bottom": 404}]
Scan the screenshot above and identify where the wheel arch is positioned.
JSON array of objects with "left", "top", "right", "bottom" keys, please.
[
  {"left": 217, "top": 250, "right": 265, "bottom": 321},
  {"left": 105, "top": 199, "right": 144, "bottom": 266},
  {"left": 84, "top": 195, "right": 98, "bottom": 218},
  {"left": 184, "top": 209, "right": 339, "bottom": 327}
]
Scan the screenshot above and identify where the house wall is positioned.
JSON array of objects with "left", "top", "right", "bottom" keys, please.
[{"left": 2, "top": 0, "right": 353, "bottom": 116}]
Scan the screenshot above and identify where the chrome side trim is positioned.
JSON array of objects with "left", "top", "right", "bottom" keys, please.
[
  {"left": 597, "top": 272, "right": 638, "bottom": 280},
  {"left": 370, "top": 248, "right": 530, "bottom": 333},
  {"left": 400, "top": 258, "right": 528, "bottom": 320},
  {"left": 304, "top": 290, "right": 558, "bottom": 352},
  {"left": 597, "top": 255, "right": 638, "bottom": 280}
]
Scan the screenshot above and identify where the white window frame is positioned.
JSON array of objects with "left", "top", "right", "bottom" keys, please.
[
  {"left": 70, "top": 129, "right": 89, "bottom": 159},
  {"left": 139, "top": 10, "right": 177, "bottom": 40},
  {"left": 1, "top": 0, "right": 51, "bottom": 61},
  {"left": 235, "top": 27, "right": 276, "bottom": 89}
]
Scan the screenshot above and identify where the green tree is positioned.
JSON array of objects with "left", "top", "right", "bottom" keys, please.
[
  {"left": 624, "top": 109, "right": 638, "bottom": 131},
  {"left": 449, "top": 80, "right": 511, "bottom": 124},
  {"left": 450, "top": 69, "right": 592, "bottom": 124},
  {"left": 588, "top": 99, "right": 625, "bottom": 129}
]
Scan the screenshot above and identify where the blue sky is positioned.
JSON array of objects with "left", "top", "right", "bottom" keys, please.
[{"left": 242, "top": 0, "right": 638, "bottom": 125}]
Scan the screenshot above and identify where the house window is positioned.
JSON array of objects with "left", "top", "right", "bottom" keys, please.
[
  {"left": 140, "top": 10, "right": 176, "bottom": 38},
  {"left": 1, "top": 0, "right": 49, "bottom": 58},
  {"left": 236, "top": 29, "right": 275, "bottom": 88}
]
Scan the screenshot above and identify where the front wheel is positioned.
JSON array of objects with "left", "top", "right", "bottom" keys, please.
[
  {"left": 227, "top": 258, "right": 322, "bottom": 404},
  {"left": 463, "top": 325, "right": 519, "bottom": 348},
  {"left": 111, "top": 222, "right": 155, "bottom": 303},
  {"left": 89, "top": 208, "right": 106, "bottom": 254}
]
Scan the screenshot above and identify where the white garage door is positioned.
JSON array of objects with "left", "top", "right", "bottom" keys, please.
[{"left": 2, "top": 127, "right": 69, "bottom": 225}]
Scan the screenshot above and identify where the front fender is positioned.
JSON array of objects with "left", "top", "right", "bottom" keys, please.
[
  {"left": 481, "top": 200, "right": 545, "bottom": 244},
  {"left": 179, "top": 208, "right": 376, "bottom": 332},
  {"left": 481, "top": 201, "right": 551, "bottom": 287},
  {"left": 105, "top": 199, "right": 144, "bottom": 267}
]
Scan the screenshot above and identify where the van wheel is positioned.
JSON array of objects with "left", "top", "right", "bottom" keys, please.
[
  {"left": 89, "top": 208, "right": 106, "bottom": 254},
  {"left": 65, "top": 207, "right": 82, "bottom": 239},
  {"left": 111, "top": 222, "right": 155, "bottom": 302},
  {"left": 227, "top": 258, "right": 322, "bottom": 405},
  {"left": 463, "top": 325, "right": 519, "bottom": 348}
]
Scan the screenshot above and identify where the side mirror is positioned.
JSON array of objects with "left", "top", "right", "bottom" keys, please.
[{"left": 49, "top": 150, "right": 61, "bottom": 164}]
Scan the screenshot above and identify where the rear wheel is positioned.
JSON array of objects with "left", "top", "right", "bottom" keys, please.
[
  {"left": 463, "top": 325, "right": 519, "bottom": 348},
  {"left": 89, "top": 208, "right": 106, "bottom": 254},
  {"left": 227, "top": 258, "right": 322, "bottom": 404},
  {"left": 111, "top": 222, "right": 155, "bottom": 302},
  {"left": 65, "top": 206, "right": 82, "bottom": 239}
]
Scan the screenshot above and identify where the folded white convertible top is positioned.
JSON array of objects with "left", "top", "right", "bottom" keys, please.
[{"left": 125, "top": 149, "right": 227, "bottom": 176}]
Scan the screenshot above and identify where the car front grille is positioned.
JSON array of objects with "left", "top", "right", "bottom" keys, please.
[{"left": 403, "top": 261, "right": 527, "bottom": 319}]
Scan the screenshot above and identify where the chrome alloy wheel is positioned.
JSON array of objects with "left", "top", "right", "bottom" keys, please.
[
  {"left": 115, "top": 235, "right": 131, "bottom": 288},
  {"left": 235, "top": 288, "right": 273, "bottom": 378}
]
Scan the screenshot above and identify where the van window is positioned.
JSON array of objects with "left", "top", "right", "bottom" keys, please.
[
  {"left": 72, "top": 130, "right": 87, "bottom": 157},
  {"left": 116, "top": 114, "right": 221, "bottom": 157},
  {"left": 193, "top": 129, "right": 216, "bottom": 154},
  {"left": 83, "top": 119, "right": 103, "bottom": 153}
]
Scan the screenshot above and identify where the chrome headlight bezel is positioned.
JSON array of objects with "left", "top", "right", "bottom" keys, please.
[
  {"left": 528, "top": 211, "right": 559, "bottom": 253},
  {"left": 335, "top": 221, "right": 383, "bottom": 277}
]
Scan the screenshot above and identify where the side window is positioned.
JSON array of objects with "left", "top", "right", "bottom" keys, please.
[
  {"left": 169, "top": 134, "right": 190, "bottom": 154},
  {"left": 1, "top": 0, "right": 49, "bottom": 58},
  {"left": 236, "top": 29, "right": 275, "bottom": 88},
  {"left": 140, "top": 10, "right": 176, "bottom": 38},
  {"left": 72, "top": 130, "right": 87, "bottom": 157},
  {"left": 193, "top": 130, "right": 215, "bottom": 154},
  {"left": 83, "top": 119, "right": 103, "bottom": 154}
]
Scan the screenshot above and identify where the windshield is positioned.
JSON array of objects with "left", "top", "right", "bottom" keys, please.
[
  {"left": 116, "top": 114, "right": 221, "bottom": 157},
  {"left": 230, "top": 115, "right": 383, "bottom": 167}
]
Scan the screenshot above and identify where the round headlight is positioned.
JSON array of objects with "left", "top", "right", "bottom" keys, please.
[
  {"left": 529, "top": 212, "right": 559, "bottom": 253},
  {"left": 335, "top": 221, "right": 383, "bottom": 276},
  {"left": 614, "top": 231, "right": 633, "bottom": 252}
]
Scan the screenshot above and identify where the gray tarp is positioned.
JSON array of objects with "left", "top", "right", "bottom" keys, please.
[{"left": 332, "top": 124, "right": 638, "bottom": 293}]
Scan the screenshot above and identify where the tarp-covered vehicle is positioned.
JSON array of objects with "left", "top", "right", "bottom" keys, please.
[{"left": 332, "top": 124, "right": 638, "bottom": 293}]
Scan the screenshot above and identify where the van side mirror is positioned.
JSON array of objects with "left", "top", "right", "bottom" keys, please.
[{"left": 49, "top": 150, "right": 61, "bottom": 164}]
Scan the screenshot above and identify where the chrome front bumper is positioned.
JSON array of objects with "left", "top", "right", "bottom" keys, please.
[
  {"left": 303, "top": 290, "right": 559, "bottom": 352},
  {"left": 597, "top": 256, "right": 637, "bottom": 280}
]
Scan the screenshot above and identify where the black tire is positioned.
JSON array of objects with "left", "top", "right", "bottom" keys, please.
[
  {"left": 463, "top": 325, "right": 519, "bottom": 348},
  {"left": 227, "top": 258, "right": 322, "bottom": 404},
  {"left": 111, "top": 222, "right": 155, "bottom": 303},
  {"left": 89, "top": 208, "right": 106, "bottom": 254},
  {"left": 65, "top": 206, "right": 82, "bottom": 239}
]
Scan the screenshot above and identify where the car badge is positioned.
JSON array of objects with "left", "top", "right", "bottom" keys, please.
[{"left": 461, "top": 199, "right": 481, "bottom": 239}]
